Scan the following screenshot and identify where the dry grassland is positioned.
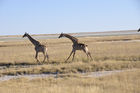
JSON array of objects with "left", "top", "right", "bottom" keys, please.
[
  {"left": 0, "top": 69, "right": 139, "bottom": 93},
  {"left": 0, "top": 35, "right": 140, "bottom": 75},
  {"left": 0, "top": 34, "right": 140, "bottom": 93}
]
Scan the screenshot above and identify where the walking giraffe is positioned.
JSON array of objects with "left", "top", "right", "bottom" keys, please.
[
  {"left": 138, "top": 28, "right": 140, "bottom": 32},
  {"left": 58, "top": 33, "right": 93, "bottom": 61},
  {"left": 23, "top": 32, "right": 49, "bottom": 63}
]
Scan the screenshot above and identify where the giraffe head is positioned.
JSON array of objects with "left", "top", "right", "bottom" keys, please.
[
  {"left": 23, "top": 32, "right": 28, "bottom": 38},
  {"left": 58, "top": 33, "right": 64, "bottom": 38},
  {"left": 138, "top": 28, "right": 140, "bottom": 32}
]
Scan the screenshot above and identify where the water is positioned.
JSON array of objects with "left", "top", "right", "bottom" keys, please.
[
  {"left": 0, "top": 74, "right": 56, "bottom": 81},
  {"left": 81, "top": 70, "right": 123, "bottom": 78},
  {"left": 0, "top": 69, "right": 136, "bottom": 82}
]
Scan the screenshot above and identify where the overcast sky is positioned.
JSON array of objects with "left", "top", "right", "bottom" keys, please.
[{"left": 0, "top": 0, "right": 140, "bottom": 35}]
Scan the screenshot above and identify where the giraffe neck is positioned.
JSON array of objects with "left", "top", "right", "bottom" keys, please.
[
  {"left": 63, "top": 34, "right": 78, "bottom": 44},
  {"left": 26, "top": 34, "right": 40, "bottom": 46}
]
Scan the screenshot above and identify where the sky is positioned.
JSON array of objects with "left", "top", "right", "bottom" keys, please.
[{"left": 0, "top": 0, "right": 140, "bottom": 35}]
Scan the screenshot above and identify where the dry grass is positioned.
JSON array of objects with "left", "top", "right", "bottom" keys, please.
[
  {"left": 0, "top": 61, "right": 139, "bottom": 76},
  {"left": 1, "top": 35, "right": 140, "bottom": 63},
  {"left": 0, "top": 35, "right": 140, "bottom": 75},
  {"left": 0, "top": 34, "right": 140, "bottom": 93},
  {"left": 0, "top": 69, "right": 139, "bottom": 93}
]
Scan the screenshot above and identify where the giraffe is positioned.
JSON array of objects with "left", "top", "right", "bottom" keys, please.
[
  {"left": 138, "top": 28, "right": 140, "bottom": 32},
  {"left": 22, "top": 32, "right": 49, "bottom": 63},
  {"left": 58, "top": 33, "right": 93, "bottom": 62}
]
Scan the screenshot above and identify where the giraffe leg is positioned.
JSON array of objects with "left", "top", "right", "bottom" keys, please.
[
  {"left": 83, "top": 47, "right": 93, "bottom": 60},
  {"left": 83, "top": 49, "right": 89, "bottom": 59},
  {"left": 65, "top": 50, "right": 74, "bottom": 62},
  {"left": 35, "top": 51, "right": 40, "bottom": 63},
  {"left": 42, "top": 52, "right": 46, "bottom": 63},
  {"left": 46, "top": 52, "right": 49, "bottom": 62},
  {"left": 88, "top": 52, "right": 93, "bottom": 60},
  {"left": 43, "top": 48, "right": 49, "bottom": 63},
  {"left": 72, "top": 50, "right": 76, "bottom": 61}
]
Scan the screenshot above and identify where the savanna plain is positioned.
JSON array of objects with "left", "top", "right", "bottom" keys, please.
[{"left": 0, "top": 33, "right": 140, "bottom": 93}]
